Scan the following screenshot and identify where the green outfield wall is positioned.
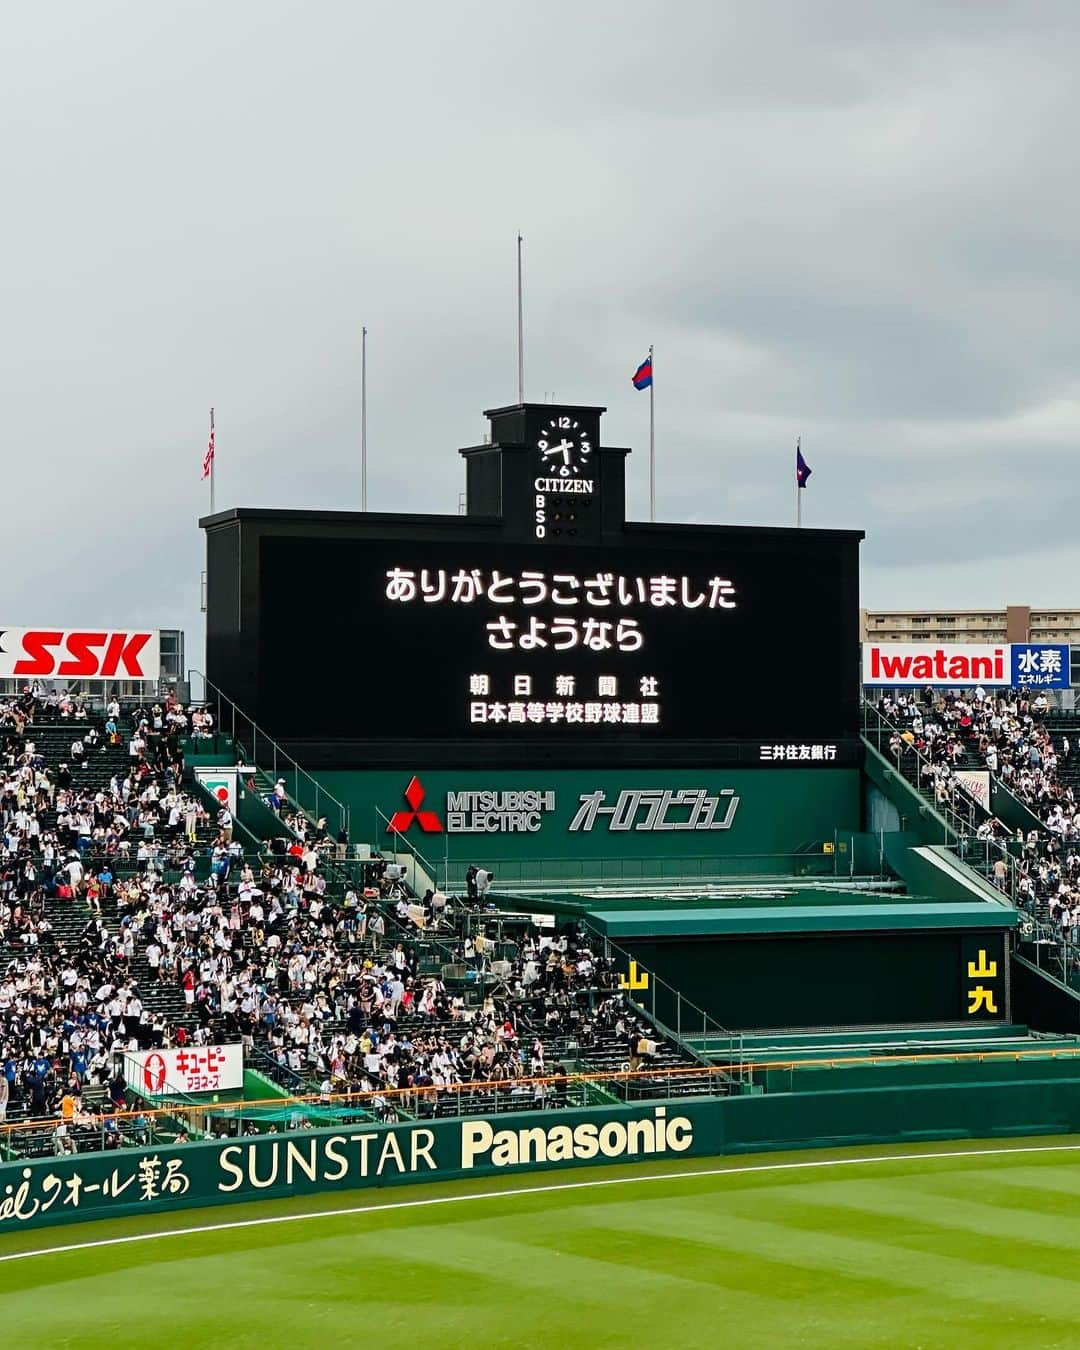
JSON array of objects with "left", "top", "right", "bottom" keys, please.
[
  {"left": 311, "top": 767, "right": 861, "bottom": 882},
  {"left": 621, "top": 927, "right": 1010, "bottom": 1030},
  {"left": 6, "top": 1074, "right": 1080, "bottom": 1236}
]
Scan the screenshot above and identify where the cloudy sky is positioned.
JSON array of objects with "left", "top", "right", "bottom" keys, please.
[{"left": 4, "top": 2, "right": 1079, "bottom": 661}]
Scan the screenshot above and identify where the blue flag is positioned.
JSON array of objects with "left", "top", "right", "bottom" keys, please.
[
  {"left": 796, "top": 443, "right": 812, "bottom": 488},
  {"left": 632, "top": 355, "right": 653, "bottom": 390}
]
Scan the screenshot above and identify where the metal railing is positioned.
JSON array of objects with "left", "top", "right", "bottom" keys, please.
[
  {"left": 1020, "top": 925, "right": 1080, "bottom": 983},
  {"left": 862, "top": 702, "right": 987, "bottom": 841},
  {"left": 858, "top": 703, "right": 1080, "bottom": 922},
  {"left": 437, "top": 851, "right": 867, "bottom": 890},
  {"left": 862, "top": 702, "right": 1026, "bottom": 905},
  {"left": 725, "top": 1040, "right": 1080, "bottom": 1095},
  {"left": 942, "top": 836, "right": 1022, "bottom": 905},
  {"left": 0, "top": 1064, "right": 735, "bottom": 1160},
  {"left": 376, "top": 805, "right": 443, "bottom": 893},
  {"left": 575, "top": 916, "right": 740, "bottom": 1063},
  {"left": 0, "top": 1107, "right": 181, "bottom": 1162},
  {"left": 188, "top": 669, "right": 349, "bottom": 839},
  {"left": 11, "top": 1041, "right": 1080, "bottom": 1160},
  {"left": 248, "top": 1044, "right": 307, "bottom": 1094}
]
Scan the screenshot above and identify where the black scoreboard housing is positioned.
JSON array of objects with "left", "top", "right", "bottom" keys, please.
[{"left": 202, "top": 401, "right": 864, "bottom": 769}]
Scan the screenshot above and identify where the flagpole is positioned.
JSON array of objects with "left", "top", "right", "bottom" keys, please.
[
  {"left": 361, "top": 326, "right": 368, "bottom": 511},
  {"left": 209, "top": 407, "right": 215, "bottom": 516},
  {"left": 795, "top": 436, "right": 801, "bottom": 529},
  {"left": 517, "top": 233, "right": 525, "bottom": 404},
  {"left": 649, "top": 343, "right": 655, "bottom": 522}
]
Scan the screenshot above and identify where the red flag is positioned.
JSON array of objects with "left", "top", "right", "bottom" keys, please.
[{"left": 202, "top": 425, "right": 215, "bottom": 480}]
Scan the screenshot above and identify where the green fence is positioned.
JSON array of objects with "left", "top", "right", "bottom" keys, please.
[
  {"left": 314, "top": 766, "right": 863, "bottom": 874},
  {"left": 8, "top": 1075, "right": 1080, "bottom": 1236}
]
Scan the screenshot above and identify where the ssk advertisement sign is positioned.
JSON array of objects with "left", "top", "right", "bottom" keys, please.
[{"left": 0, "top": 627, "right": 161, "bottom": 681}]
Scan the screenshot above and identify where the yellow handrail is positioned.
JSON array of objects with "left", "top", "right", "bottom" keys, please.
[{"left": 4, "top": 1042, "right": 1080, "bottom": 1142}]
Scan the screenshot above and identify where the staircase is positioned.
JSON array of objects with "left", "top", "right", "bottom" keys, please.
[{"left": 1044, "top": 712, "right": 1080, "bottom": 796}]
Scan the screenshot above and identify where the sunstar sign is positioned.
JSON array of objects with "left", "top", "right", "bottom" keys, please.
[
  {"left": 384, "top": 776, "right": 741, "bottom": 836},
  {"left": 215, "top": 1104, "right": 693, "bottom": 1189}
]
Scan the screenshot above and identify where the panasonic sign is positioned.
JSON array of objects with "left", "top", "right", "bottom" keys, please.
[{"left": 460, "top": 1106, "right": 693, "bottom": 1169}]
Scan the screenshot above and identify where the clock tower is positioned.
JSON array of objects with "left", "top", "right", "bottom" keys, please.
[{"left": 460, "top": 402, "right": 628, "bottom": 544}]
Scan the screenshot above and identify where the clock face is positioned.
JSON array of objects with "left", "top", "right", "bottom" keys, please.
[{"left": 535, "top": 415, "right": 593, "bottom": 477}]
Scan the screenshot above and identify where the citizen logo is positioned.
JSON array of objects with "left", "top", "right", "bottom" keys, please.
[{"left": 533, "top": 477, "right": 595, "bottom": 494}]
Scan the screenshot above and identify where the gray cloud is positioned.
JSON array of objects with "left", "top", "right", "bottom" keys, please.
[{"left": 3, "top": 0, "right": 1079, "bottom": 658}]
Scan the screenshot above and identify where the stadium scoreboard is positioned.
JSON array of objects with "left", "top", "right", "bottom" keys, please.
[{"left": 203, "top": 400, "right": 863, "bottom": 767}]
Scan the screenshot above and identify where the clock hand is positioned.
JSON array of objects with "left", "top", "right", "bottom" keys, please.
[{"left": 541, "top": 439, "right": 573, "bottom": 460}]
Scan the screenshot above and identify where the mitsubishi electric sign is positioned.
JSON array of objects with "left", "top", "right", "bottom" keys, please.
[
  {"left": 387, "top": 777, "right": 558, "bottom": 835},
  {"left": 365, "top": 766, "right": 857, "bottom": 864},
  {"left": 385, "top": 775, "right": 740, "bottom": 836},
  {"left": 863, "top": 643, "right": 1070, "bottom": 689}
]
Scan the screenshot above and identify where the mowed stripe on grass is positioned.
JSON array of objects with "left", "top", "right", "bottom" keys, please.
[{"left": 4, "top": 1142, "right": 1080, "bottom": 1349}]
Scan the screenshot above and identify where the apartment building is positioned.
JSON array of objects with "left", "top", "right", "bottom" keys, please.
[{"left": 860, "top": 606, "right": 1080, "bottom": 645}]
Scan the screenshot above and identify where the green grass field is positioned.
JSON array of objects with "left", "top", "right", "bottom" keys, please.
[{"left": 4, "top": 1138, "right": 1080, "bottom": 1348}]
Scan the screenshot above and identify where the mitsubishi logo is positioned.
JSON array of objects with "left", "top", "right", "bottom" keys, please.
[{"left": 387, "top": 776, "right": 444, "bottom": 834}]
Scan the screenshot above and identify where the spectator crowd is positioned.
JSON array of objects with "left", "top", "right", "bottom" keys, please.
[
  {"left": 2, "top": 686, "right": 677, "bottom": 1151},
  {"left": 1, "top": 687, "right": 221, "bottom": 1132},
  {"left": 879, "top": 688, "right": 1080, "bottom": 951}
]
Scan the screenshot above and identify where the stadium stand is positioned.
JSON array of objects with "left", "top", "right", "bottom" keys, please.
[
  {"left": 877, "top": 689, "right": 1077, "bottom": 838},
  {"left": 872, "top": 690, "right": 1080, "bottom": 978},
  {"left": 1, "top": 686, "right": 710, "bottom": 1156}
]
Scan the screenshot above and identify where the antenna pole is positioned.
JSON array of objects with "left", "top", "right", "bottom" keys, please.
[
  {"left": 361, "top": 326, "right": 368, "bottom": 511},
  {"left": 517, "top": 234, "right": 525, "bottom": 404}
]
